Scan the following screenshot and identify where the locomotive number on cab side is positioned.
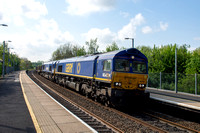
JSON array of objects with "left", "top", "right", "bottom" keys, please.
[{"left": 65, "top": 63, "right": 73, "bottom": 73}]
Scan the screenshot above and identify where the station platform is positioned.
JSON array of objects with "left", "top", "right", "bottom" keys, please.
[
  {"left": 0, "top": 71, "right": 36, "bottom": 133},
  {"left": 20, "top": 71, "right": 96, "bottom": 133},
  {"left": 0, "top": 71, "right": 96, "bottom": 133},
  {"left": 146, "top": 87, "right": 200, "bottom": 111}
]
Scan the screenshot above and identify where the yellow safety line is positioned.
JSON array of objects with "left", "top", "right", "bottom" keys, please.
[
  {"left": 55, "top": 71, "right": 111, "bottom": 82},
  {"left": 19, "top": 72, "right": 42, "bottom": 133},
  {"left": 55, "top": 72, "right": 93, "bottom": 79},
  {"left": 95, "top": 77, "right": 111, "bottom": 82}
]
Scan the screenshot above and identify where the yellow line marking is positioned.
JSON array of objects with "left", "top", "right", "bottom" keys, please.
[
  {"left": 95, "top": 77, "right": 111, "bottom": 82},
  {"left": 55, "top": 71, "right": 111, "bottom": 82},
  {"left": 55, "top": 72, "right": 93, "bottom": 79},
  {"left": 20, "top": 71, "right": 42, "bottom": 133}
]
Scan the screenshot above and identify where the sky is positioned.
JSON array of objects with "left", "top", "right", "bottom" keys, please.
[{"left": 0, "top": 0, "right": 200, "bottom": 62}]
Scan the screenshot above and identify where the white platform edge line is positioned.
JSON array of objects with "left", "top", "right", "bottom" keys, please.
[
  {"left": 26, "top": 72, "right": 97, "bottom": 133},
  {"left": 151, "top": 96, "right": 200, "bottom": 110}
]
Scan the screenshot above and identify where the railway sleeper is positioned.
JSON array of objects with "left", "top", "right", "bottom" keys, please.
[{"left": 35, "top": 72, "right": 118, "bottom": 133}]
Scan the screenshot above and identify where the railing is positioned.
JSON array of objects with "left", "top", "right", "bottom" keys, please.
[{"left": 147, "top": 72, "right": 200, "bottom": 95}]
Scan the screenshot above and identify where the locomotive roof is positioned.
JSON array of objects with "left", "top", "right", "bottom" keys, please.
[
  {"left": 97, "top": 48, "right": 147, "bottom": 61},
  {"left": 43, "top": 48, "right": 147, "bottom": 64}
]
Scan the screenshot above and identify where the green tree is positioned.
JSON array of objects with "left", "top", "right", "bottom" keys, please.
[
  {"left": 72, "top": 45, "right": 87, "bottom": 56},
  {"left": 0, "top": 43, "right": 21, "bottom": 74},
  {"left": 20, "top": 58, "right": 33, "bottom": 70},
  {"left": 85, "top": 38, "right": 99, "bottom": 54},
  {"left": 186, "top": 47, "right": 200, "bottom": 74},
  {"left": 138, "top": 44, "right": 190, "bottom": 73},
  {"left": 177, "top": 44, "right": 191, "bottom": 73},
  {"left": 106, "top": 42, "right": 119, "bottom": 52},
  {"left": 32, "top": 61, "right": 44, "bottom": 69},
  {"left": 51, "top": 43, "right": 87, "bottom": 60},
  {"left": 51, "top": 43, "right": 74, "bottom": 60}
]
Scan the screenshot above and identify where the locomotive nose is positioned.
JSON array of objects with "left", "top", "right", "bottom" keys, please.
[
  {"left": 124, "top": 77, "right": 136, "bottom": 89},
  {"left": 112, "top": 72, "right": 148, "bottom": 90}
]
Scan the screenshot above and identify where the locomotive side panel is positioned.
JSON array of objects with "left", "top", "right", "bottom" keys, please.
[
  {"left": 75, "top": 61, "right": 94, "bottom": 78},
  {"left": 95, "top": 59, "right": 112, "bottom": 83}
]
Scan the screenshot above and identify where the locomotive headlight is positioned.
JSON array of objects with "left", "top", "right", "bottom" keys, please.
[
  {"left": 114, "top": 82, "right": 122, "bottom": 86},
  {"left": 139, "top": 84, "right": 145, "bottom": 88}
]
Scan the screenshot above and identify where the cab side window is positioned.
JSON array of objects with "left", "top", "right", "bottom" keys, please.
[
  {"left": 49, "top": 66, "right": 52, "bottom": 71},
  {"left": 103, "top": 60, "right": 111, "bottom": 71},
  {"left": 58, "top": 65, "right": 62, "bottom": 72}
]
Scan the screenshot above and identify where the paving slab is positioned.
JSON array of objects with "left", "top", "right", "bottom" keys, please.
[
  {"left": 0, "top": 71, "right": 36, "bottom": 133},
  {"left": 20, "top": 71, "right": 96, "bottom": 133}
]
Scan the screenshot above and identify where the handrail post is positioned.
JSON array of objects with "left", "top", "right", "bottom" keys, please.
[
  {"left": 2, "top": 41, "right": 5, "bottom": 77},
  {"left": 160, "top": 72, "right": 162, "bottom": 89},
  {"left": 175, "top": 47, "right": 178, "bottom": 93},
  {"left": 195, "top": 73, "right": 197, "bottom": 95}
]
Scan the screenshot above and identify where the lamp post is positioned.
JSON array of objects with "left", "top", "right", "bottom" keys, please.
[
  {"left": 13, "top": 52, "right": 16, "bottom": 71},
  {"left": 0, "top": 24, "right": 8, "bottom": 27},
  {"left": 7, "top": 47, "right": 13, "bottom": 75},
  {"left": 2, "top": 40, "right": 11, "bottom": 77},
  {"left": 1, "top": 24, "right": 8, "bottom": 77},
  {"left": 125, "top": 38, "right": 134, "bottom": 48}
]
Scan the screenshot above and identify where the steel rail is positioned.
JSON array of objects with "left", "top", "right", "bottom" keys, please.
[
  {"left": 31, "top": 72, "right": 123, "bottom": 133},
  {"left": 106, "top": 107, "right": 167, "bottom": 133},
  {"left": 32, "top": 71, "right": 168, "bottom": 133},
  {"left": 143, "top": 111, "right": 200, "bottom": 133}
]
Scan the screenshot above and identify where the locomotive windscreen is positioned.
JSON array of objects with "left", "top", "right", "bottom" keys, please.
[
  {"left": 132, "top": 61, "right": 147, "bottom": 73},
  {"left": 115, "top": 59, "right": 130, "bottom": 72}
]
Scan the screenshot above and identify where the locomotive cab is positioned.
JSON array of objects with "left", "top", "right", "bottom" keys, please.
[
  {"left": 110, "top": 49, "right": 149, "bottom": 106},
  {"left": 95, "top": 48, "right": 149, "bottom": 106},
  {"left": 112, "top": 58, "right": 148, "bottom": 91}
]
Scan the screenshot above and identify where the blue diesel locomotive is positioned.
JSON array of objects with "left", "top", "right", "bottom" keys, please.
[{"left": 37, "top": 48, "right": 149, "bottom": 106}]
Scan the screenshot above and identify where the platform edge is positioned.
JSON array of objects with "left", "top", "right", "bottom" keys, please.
[{"left": 19, "top": 71, "right": 42, "bottom": 133}]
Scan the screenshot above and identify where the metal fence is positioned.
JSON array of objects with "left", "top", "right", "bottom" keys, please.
[{"left": 148, "top": 72, "right": 200, "bottom": 95}]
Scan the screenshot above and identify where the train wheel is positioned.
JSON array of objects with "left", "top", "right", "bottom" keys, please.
[
  {"left": 104, "top": 100, "right": 110, "bottom": 107},
  {"left": 94, "top": 96, "right": 98, "bottom": 102},
  {"left": 81, "top": 84, "right": 87, "bottom": 96}
]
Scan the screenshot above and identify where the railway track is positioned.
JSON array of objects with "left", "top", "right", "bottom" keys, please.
[
  {"left": 29, "top": 71, "right": 121, "bottom": 133},
  {"left": 28, "top": 71, "right": 200, "bottom": 133},
  {"left": 143, "top": 111, "right": 200, "bottom": 133}
]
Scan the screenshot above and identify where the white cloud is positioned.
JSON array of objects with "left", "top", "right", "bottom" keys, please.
[
  {"left": 1, "top": 19, "right": 74, "bottom": 62},
  {"left": 13, "top": 16, "right": 24, "bottom": 26},
  {"left": 194, "top": 37, "right": 200, "bottom": 41},
  {"left": 142, "top": 26, "right": 152, "bottom": 34},
  {"left": 0, "top": 0, "right": 48, "bottom": 25},
  {"left": 22, "top": 1, "right": 48, "bottom": 19},
  {"left": 141, "top": 22, "right": 168, "bottom": 34},
  {"left": 118, "top": 13, "right": 145, "bottom": 40},
  {"left": 82, "top": 28, "right": 116, "bottom": 50},
  {"left": 160, "top": 22, "right": 168, "bottom": 31},
  {"left": 65, "top": 0, "right": 116, "bottom": 16},
  {"left": 82, "top": 13, "right": 145, "bottom": 50},
  {"left": 120, "top": 11, "right": 130, "bottom": 18},
  {"left": 82, "top": 13, "right": 168, "bottom": 49}
]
